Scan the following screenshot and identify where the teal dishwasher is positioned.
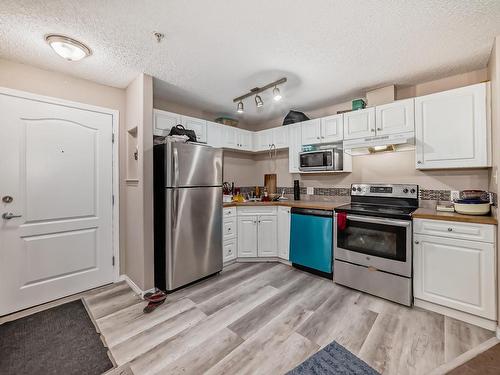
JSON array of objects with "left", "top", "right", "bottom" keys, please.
[{"left": 290, "top": 207, "right": 333, "bottom": 278}]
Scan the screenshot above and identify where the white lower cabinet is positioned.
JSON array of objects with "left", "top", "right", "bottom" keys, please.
[
  {"left": 223, "top": 238, "right": 237, "bottom": 263},
  {"left": 223, "top": 207, "right": 237, "bottom": 262},
  {"left": 237, "top": 216, "right": 259, "bottom": 257},
  {"left": 277, "top": 206, "right": 291, "bottom": 260},
  {"left": 413, "top": 219, "right": 496, "bottom": 321},
  {"left": 257, "top": 216, "right": 278, "bottom": 257}
]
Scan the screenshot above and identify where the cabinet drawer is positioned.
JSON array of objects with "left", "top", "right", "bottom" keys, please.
[
  {"left": 223, "top": 207, "right": 236, "bottom": 218},
  {"left": 223, "top": 217, "right": 237, "bottom": 240},
  {"left": 223, "top": 239, "right": 237, "bottom": 262},
  {"left": 237, "top": 206, "right": 277, "bottom": 216},
  {"left": 414, "top": 219, "right": 495, "bottom": 243}
]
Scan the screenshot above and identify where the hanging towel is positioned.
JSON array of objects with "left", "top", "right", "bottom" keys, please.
[{"left": 337, "top": 212, "right": 347, "bottom": 231}]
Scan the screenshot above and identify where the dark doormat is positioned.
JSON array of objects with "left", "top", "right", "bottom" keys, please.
[
  {"left": 0, "top": 299, "right": 113, "bottom": 375},
  {"left": 287, "top": 341, "right": 380, "bottom": 375}
]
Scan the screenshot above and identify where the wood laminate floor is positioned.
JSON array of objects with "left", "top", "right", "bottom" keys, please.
[{"left": 82, "top": 262, "right": 495, "bottom": 375}]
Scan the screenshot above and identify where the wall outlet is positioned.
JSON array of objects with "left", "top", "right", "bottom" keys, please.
[
  {"left": 450, "top": 190, "right": 460, "bottom": 202},
  {"left": 306, "top": 187, "right": 314, "bottom": 195}
]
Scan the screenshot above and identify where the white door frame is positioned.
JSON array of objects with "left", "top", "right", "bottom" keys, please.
[{"left": 0, "top": 87, "right": 120, "bottom": 282}]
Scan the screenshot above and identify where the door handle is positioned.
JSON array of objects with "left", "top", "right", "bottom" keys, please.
[{"left": 2, "top": 212, "right": 22, "bottom": 220}]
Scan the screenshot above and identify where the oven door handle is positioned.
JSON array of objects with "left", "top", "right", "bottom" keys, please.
[{"left": 345, "top": 214, "right": 411, "bottom": 228}]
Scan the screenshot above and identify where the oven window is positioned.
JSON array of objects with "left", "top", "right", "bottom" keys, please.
[
  {"left": 300, "top": 152, "right": 329, "bottom": 168},
  {"left": 337, "top": 219, "right": 407, "bottom": 261}
]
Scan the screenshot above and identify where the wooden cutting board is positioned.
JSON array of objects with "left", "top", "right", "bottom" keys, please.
[{"left": 264, "top": 174, "right": 277, "bottom": 194}]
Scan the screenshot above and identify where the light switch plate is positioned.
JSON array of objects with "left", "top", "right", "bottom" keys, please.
[{"left": 306, "top": 187, "right": 314, "bottom": 195}]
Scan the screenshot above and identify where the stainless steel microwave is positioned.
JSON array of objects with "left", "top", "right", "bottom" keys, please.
[{"left": 299, "top": 148, "right": 343, "bottom": 172}]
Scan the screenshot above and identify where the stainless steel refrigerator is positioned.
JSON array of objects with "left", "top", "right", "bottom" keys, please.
[{"left": 154, "top": 141, "right": 223, "bottom": 292}]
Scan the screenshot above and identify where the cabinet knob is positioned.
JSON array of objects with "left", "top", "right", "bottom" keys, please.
[
  {"left": 371, "top": 129, "right": 375, "bottom": 132},
  {"left": 417, "top": 161, "right": 422, "bottom": 164},
  {"left": 414, "top": 240, "right": 419, "bottom": 244},
  {"left": 316, "top": 137, "right": 320, "bottom": 140},
  {"left": 228, "top": 228, "right": 231, "bottom": 231},
  {"left": 447, "top": 228, "right": 453, "bottom": 232},
  {"left": 377, "top": 128, "right": 382, "bottom": 131}
]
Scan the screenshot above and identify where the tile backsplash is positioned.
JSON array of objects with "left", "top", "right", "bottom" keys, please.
[{"left": 234, "top": 185, "right": 497, "bottom": 206}]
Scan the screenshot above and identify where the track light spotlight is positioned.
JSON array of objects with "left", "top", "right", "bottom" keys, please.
[
  {"left": 273, "top": 86, "right": 282, "bottom": 101},
  {"left": 255, "top": 95, "right": 263, "bottom": 108},
  {"left": 236, "top": 101, "right": 244, "bottom": 113}
]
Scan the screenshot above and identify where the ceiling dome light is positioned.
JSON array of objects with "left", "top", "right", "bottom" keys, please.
[
  {"left": 237, "top": 101, "right": 244, "bottom": 113},
  {"left": 255, "top": 95, "right": 263, "bottom": 108},
  {"left": 45, "top": 34, "right": 92, "bottom": 61},
  {"left": 273, "top": 86, "right": 282, "bottom": 101}
]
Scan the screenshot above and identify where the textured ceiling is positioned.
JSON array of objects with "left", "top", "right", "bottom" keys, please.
[{"left": 1, "top": 1, "right": 500, "bottom": 125}]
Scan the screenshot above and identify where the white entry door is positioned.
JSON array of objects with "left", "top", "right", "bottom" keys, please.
[{"left": 0, "top": 91, "right": 115, "bottom": 316}]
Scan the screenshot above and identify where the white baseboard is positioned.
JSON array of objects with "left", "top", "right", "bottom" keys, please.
[
  {"left": 414, "top": 298, "right": 497, "bottom": 331},
  {"left": 119, "top": 274, "right": 155, "bottom": 299}
]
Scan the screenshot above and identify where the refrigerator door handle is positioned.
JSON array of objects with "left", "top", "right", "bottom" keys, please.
[{"left": 173, "top": 147, "right": 180, "bottom": 186}]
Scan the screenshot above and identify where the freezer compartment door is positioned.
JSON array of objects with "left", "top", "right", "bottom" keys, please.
[
  {"left": 166, "top": 142, "right": 222, "bottom": 187},
  {"left": 165, "top": 186, "right": 223, "bottom": 290}
]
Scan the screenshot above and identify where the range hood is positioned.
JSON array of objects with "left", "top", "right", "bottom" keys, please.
[{"left": 343, "top": 131, "right": 415, "bottom": 155}]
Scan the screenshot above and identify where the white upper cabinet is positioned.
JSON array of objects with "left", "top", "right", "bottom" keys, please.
[
  {"left": 415, "top": 83, "right": 490, "bottom": 169},
  {"left": 343, "top": 107, "right": 376, "bottom": 140},
  {"left": 301, "top": 119, "right": 321, "bottom": 145},
  {"left": 153, "top": 109, "right": 181, "bottom": 136},
  {"left": 222, "top": 126, "right": 238, "bottom": 148},
  {"left": 254, "top": 127, "right": 289, "bottom": 151},
  {"left": 288, "top": 123, "right": 302, "bottom": 173},
  {"left": 181, "top": 115, "right": 207, "bottom": 143},
  {"left": 273, "top": 126, "right": 289, "bottom": 149},
  {"left": 255, "top": 129, "right": 274, "bottom": 151},
  {"left": 321, "top": 114, "right": 344, "bottom": 143},
  {"left": 206, "top": 121, "right": 223, "bottom": 148},
  {"left": 375, "top": 99, "right": 415, "bottom": 136},
  {"left": 237, "top": 129, "right": 253, "bottom": 151}
]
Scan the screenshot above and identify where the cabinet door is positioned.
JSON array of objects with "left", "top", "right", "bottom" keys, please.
[
  {"left": 321, "top": 114, "right": 343, "bottom": 143},
  {"left": 277, "top": 207, "right": 291, "bottom": 260},
  {"left": 255, "top": 129, "right": 273, "bottom": 151},
  {"left": 153, "top": 109, "right": 181, "bottom": 136},
  {"left": 237, "top": 216, "right": 258, "bottom": 257},
  {"left": 273, "top": 126, "right": 289, "bottom": 149},
  {"left": 343, "top": 107, "right": 376, "bottom": 140},
  {"left": 288, "top": 123, "right": 302, "bottom": 173},
  {"left": 222, "top": 126, "right": 237, "bottom": 149},
  {"left": 375, "top": 99, "right": 414, "bottom": 136},
  {"left": 301, "top": 119, "right": 321, "bottom": 145},
  {"left": 181, "top": 115, "right": 207, "bottom": 143},
  {"left": 206, "top": 122, "right": 223, "bottom": 148},
  {"left": 414, "top": 234, "right": 496, "bottom": 320},
  {"left": 238, "top": 129, "right": 253, "bottom": 151},
  {"left": 223, "top": 239, "right": 237, "bottom": 262},
  {"left": 415, "top": 83, "right": 489, "bottom": 169},
  {"left": 258, "top": 215, "right": 278, "bottom": 257}
]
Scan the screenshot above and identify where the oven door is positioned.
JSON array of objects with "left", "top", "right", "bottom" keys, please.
[
  {"left": 335, "top": 214, "right": 411, "bottom": 277},
  {"left": 299, "top": 150, "right": 333, "bottom": 171}
]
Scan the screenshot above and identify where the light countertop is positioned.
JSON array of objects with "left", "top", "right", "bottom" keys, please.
[
  {"left": 412, "top": 207, "right": 497, "bottom": 225},
  {"left": 223, "top": 199, "right": 349, "bottom": 211}
]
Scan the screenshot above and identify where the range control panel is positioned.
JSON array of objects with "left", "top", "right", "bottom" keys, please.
[{"left": 350, "top": 184, "right": 419, "bottom": 199}]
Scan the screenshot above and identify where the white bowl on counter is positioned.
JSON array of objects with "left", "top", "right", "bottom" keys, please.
[{"left": 453, "top": 201, "right": 491, "bottom": 215}]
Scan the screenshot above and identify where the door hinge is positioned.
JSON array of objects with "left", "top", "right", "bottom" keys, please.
[
  {"left": 112, "top": 133, "right": 115, "bottom": 143},
  {"left": 112, "top": 194, "right": 115, "bottom": 205},
  {"left": 112, "top": 256, "right": 115, "bottom": 266}
]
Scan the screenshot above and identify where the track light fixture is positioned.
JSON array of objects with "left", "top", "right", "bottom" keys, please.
[
  {"left": 233, "top": 77, "right": 287, "bottom": 113},
  {"left": 255, "top": 95, "right": 263, "bottom": 108}
]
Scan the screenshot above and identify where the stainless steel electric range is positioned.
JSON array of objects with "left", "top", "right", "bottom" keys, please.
[{"left": 334, "top": 183, "right": 419, "bottom": 306}]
